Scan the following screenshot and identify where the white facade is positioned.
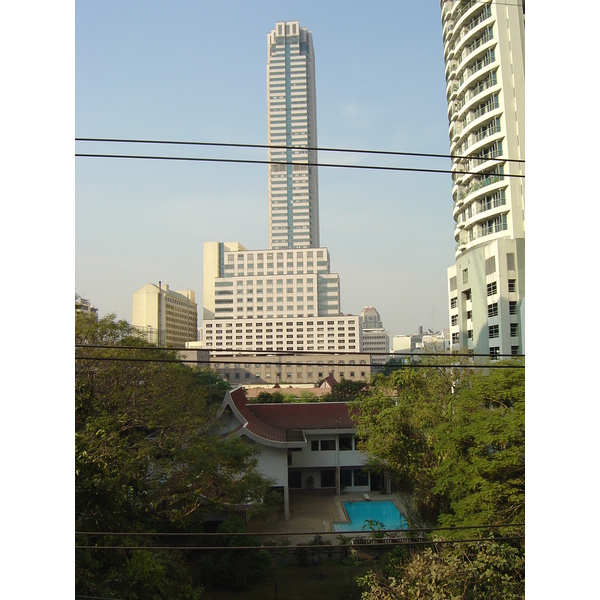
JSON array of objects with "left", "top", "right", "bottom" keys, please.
[
  {"left": 441, "top": 0, "right": 525, "bottom": 357},
  {"left": 200, "top": 241, "right": 360, "bottom": 354},
  {"left": 132, "top": 282, "right": 198, "bottom": 347},
  {"left": 267, "top": 21, "right": 320, "bottom": 249},
  {"left": 203, "top": 315, "right": 362, "bottom": 354}
]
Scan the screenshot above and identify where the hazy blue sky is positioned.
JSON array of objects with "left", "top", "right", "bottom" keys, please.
[{"left": 76, "top": 1, "right": 458, "bottom": 337}]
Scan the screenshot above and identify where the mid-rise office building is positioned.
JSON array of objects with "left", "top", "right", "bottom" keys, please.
[
  {"left": 267, "top": 21, "right": 319, "bottom": 249},
  {"left": 201, "top": 241, "right": 359, "bottom": 354},
  {"left": 132, "top": 282, "right": 198, "bottom": 347},
  {"left": 441, "top": 0, "right": 525, "bottom": 357},
  {"left": 359, "top": 306, "right": 389, "bottom": 366}
]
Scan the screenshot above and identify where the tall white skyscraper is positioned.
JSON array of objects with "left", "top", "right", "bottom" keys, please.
[
  {"left": 267, "top": 21, "right": 320, "bottom": 250},
  {"left": 441, "top": 1, "right": 525, "bottom": 358}
]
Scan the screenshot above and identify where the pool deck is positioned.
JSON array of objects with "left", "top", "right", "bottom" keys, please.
[{"left": 246, "top": 489, "right": 409, "bottom": 545}]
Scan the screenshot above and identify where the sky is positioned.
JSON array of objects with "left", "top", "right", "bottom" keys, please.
[{"left": 75, "top": 0, "right": 455, "bottom": 338}]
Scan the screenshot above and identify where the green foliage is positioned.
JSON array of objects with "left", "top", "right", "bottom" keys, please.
[
  {"left": 325, "top": 378, "right": 371, "bottom": 402},
  {"left": 351, "top": 357, "right": 524, "bottom": 529},
  {"left": 358, "top": 541, "right": 524, "bottom": 599},
  {"left": 253, "top": 391, "right": 286, "bottom": 403},
  {"left": 75, "top": 313, "right": 273, "bottom": 598},
  {"left": 362, "top": 519, "right": 387, "bottom": 540}
]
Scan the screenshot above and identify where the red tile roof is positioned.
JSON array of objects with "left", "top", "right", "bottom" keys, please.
[{"left": 227, "top": 387, "right": 354, "bottom": 444}]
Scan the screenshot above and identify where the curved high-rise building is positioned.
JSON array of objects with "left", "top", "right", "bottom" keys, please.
[
  {"left": 441, "top": 1, "right": 525, "bottom": 357},
  {"left": 267, "top": 21, "right": 320, "bottom": 250}
]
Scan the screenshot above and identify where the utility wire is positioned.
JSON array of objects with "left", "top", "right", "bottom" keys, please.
[
  {"left": 76, "top": 536, "right": 524, "bottom": 551},
  {"left": 75, "top": 152, "right": 525, "bottom": 179},
  {"left": 77, "top": 523, "right": 524, "bottom": 537},
  {"left": 75, "top": 137, "right": 525, "bottom": 165},
  {"left": 75, "top": 344, "right": 522, "bottom": 359},
  {"left": 74, "top": 355, "right": 524, "bottom": 369}
]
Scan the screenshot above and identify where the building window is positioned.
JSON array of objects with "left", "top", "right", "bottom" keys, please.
[
  {"left": 311, "top": 440, "right": 319, "bottom": 451},
  {"left": 340, "top": 468, "right": 352, "bottom": 487},
  {"left": 488, "top": 303, "right": 498, "bottom": 317},
  {"left": 320, "top": 440, "right": 335, "bottom": 451},
  {"left": 353, "top": 469, "right": 369, "bottom": 487},
  {"left": 452, "top": 332, "right": 460, "bottom": 343},
  {"left": 508, "top": 279, "right": 516, "bottom": 292},
  {"left": 487, "top": 281, "right": 497, "bottom": 296},
  {"left": 339, "top": 435, "right": 353, "bottom": 451},
  {"left": 462, "top": 268, "right": 469, "bottom": 284},
  {"left": 320, "top": 470, "right": 336, "bottom": 488},
  {"left": 490, "top": 347, "right": 500, "bottom": 359},
  {"left": 510, "top": 323, "right": 519, "bottom": 337},
  {"left": 489, "top": 324, "right": 499, "bottom": 339},
  {"left": 451, "top": 315, "right": 458, "bottom": 326},
  {"left": 509, "top": 301, "right": 517, "bottom": 315},
  {"left": 450, "top": 297, "right": 458, "bottom": 309}
]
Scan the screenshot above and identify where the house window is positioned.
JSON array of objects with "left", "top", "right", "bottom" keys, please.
[
  {"left": 311, "top": 440, "right": 319, "bottom": 451},
  {"left": 353, "top": 469, "right": 369, "bottom": 487},
  {"left": 320, "top": 440, "right": 335, "bottom": 451},
  {"left": 488, "top": 303, "right": 498, "bottom": 317},
  {"left": 339, "top": 435, "right": 353, "bottom": 451},
  {"left": 489, "top": 324, "right": 499, "bottom": 339},
  {"left": 320, "top": 470, "right": 336, "bottom": 488},
  {"left": 340, "top": 468, "right": 352, "bottom": 487}
]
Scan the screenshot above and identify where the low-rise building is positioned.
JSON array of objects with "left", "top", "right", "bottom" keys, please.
[{"left": 217, "top": 386, "right": 372, "bottom": 520}]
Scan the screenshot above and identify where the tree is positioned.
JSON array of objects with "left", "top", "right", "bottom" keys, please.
[
  {"left": 350, "top": 358, "right": 524, "bottom": 529},
  {"left": 325, "top": 378, "right": 370, "bottom": 402},
  {"left": 358, "top": 540, "right": 524, "bottom": 599},
  {"left": 351, "top": 358, "right": 525, "bottom": 598},
  {"left": 75, "top": 313, "right": 275, "bottom": 598}
]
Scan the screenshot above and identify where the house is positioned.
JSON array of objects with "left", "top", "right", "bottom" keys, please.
[{"left": 216, "top": 386, "right": 372, "bottom": 520}]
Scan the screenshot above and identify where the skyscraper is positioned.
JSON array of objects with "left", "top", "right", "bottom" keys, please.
[
  {"left": 267, "top": 21, "right": 320, "bottom": 249},
  {"left": 441, "top": 1, "right": 525, "bottom": 357}
]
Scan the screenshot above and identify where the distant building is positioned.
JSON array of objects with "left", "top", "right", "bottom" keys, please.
[
  {"left": 132, "top": 282, "right": 197, "bottom": 347},
  {"left": 76, "top": 296, "right": 98, "bottom": 318},
  {"left": 392, "top": 328, "right": 450, "bottom": 355},
  {"left": 441, "top": 1, "right": 525, "bottom": 358},
  {"left": 267, "top": 21, "right": 319, "bottom": 249},
  {"left": 359, "top": 306, "right": 390, "bottom": 366},
  {"left": 210, "top": 353, "right": 371, "bottom": 386},
  {"left": 200, "top": 241, "right": 361, "bottom": 354}
]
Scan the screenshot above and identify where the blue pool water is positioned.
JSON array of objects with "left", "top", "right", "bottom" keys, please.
[{"left": 333, "top": 500, "right": 409, "bottom": 532}]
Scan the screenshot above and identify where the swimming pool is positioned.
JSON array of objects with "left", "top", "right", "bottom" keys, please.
[{"left": 333, "top": 500, "right": 409, "bottom": 532}]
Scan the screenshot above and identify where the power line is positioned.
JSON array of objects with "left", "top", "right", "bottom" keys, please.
[
  {"left": 75, "top": 152, "right": 525, "bottom": 179},
  {"left": 75, "top": 344, "right": 522, "bottom": 359},
  {"left": 77, "top": 523, "right": 524, "bottom": 537},
  {"left": 74, "top": 355, "right": 524, "bottom": 369},
  {"left": 76, "top": 536, "right": 524, "bottom": 551},
  {"left": 75, "top": 137, "right": 525, "bottom": 165}
]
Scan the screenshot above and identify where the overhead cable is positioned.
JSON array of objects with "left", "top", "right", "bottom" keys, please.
[{"left": 75, "top": 137, "right": 525, "bottom": 165}]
